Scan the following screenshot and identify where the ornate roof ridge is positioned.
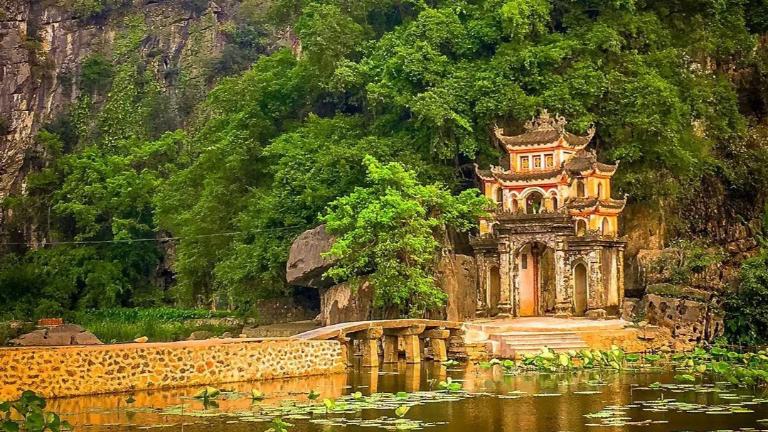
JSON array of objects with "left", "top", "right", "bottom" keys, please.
[{"left": 493, "top": 110, "right": 595, "bottom": 149}]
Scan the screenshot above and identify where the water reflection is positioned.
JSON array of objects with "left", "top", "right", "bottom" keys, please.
[{"left": 46, "top": 361, "right": 768, "bottom": 432}]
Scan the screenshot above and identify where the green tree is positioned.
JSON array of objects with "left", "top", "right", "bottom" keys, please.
[{"left": 321, "top": 156, "right": 490, "bottom": 316}]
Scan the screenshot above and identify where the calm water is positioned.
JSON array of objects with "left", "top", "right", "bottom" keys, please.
[{"left": 49, "top": 361, "right": 768, "bottom": 432}]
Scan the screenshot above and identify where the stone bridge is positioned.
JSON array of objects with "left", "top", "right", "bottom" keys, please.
[{"left": 294, "top": 319, "right": 463, "bottom": 367}]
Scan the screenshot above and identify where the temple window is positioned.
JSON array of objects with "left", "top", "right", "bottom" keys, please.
[
  {"left": 545, "top": 154, "right": 554, "bottom": 168},
  {"left": 576, "top": 180, "right": 586, "bottom": 198},
  {"left": 533, "top": 156, "right": 542, "bottom": 169},
  {"left": 520, "top": 156, "right": 530, "bottom": 171},
  {"left": 495, "top": 187, "right": 504, "bottom": 206},
  {"left": 597, "top": 183, "right": 604, "bottom": 199},
  {"left": 551, "top": 193, "right": 558, "bottom": 210},
  {"left": 576, "top": 219, "right": 587, "bottom": 236},
  {"left": 511, "top": 196, "right": 519, "bottom": 213},
  {"left": 601, "top": 217, "right": 610, "bottom": 235},
  {"left": 526, "top": 191, "right": 543, "bottom": 214}
]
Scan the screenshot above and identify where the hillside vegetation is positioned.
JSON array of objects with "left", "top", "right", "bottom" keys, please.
[{"left": 2, "top": 0, "right": 768, "bottom": 341}]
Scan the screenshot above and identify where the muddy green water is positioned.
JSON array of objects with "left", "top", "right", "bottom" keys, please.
[{"left": 50, "top": 361, "right": 768, "bottom": 432}]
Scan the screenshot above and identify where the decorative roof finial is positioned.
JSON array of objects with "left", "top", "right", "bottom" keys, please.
[{"left": 524, "top": 109, "right": 568, "bottom": 132}]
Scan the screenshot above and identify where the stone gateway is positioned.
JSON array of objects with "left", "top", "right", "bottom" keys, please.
[{"left": 472, "top": 111, "right": 626, "bottom": 318}]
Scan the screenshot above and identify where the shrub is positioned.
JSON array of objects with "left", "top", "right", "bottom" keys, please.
[
  {"left": 725, "top": 251, "right": 768, "bottom": 345},
  {"left": 79, "top": 53, "right": 113, "bottom": 94}
]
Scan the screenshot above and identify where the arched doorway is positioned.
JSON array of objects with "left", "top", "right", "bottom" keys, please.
[
  {"left": 550, "top": 192, "right": 558, "bottom": 211},
  {"left": 517, "top": 242, "right": 554, "bottom": 316},
  {"left": 526, "top": 191, "right": 543, "bottom": 214},
  {"left": 488, "top": 266, "right": 501, "bottom": 313},
  {"left": 574, "top": 263, "right": 588, "bottom": 316}
]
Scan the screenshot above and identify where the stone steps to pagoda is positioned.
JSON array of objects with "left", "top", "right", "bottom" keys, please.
[{"left": 491, "top": 331, "right": 589, "bottom": 359}]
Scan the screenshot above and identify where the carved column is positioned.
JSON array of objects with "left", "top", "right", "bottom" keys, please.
[
  {"left": 553, "top": 242, "right": 571, "bottom": 317},
  {"left": 475, "top": 254, "right": 487, "bottom": 317},
  {"left": 423, "top": 328, "right": 450, "bottom": 362},
  {"left": 618, "top": 246, "right": 625, "bottom": 308},
  {"left": 497, "top": 239, "right": 512, "bottom": 316}
]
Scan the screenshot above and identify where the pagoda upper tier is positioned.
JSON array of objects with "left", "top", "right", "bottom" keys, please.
[{"left": 475, "top": 110, "right": 626, "bottom": 237}]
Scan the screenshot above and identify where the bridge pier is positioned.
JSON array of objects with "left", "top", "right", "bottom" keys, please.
[
  {"left": 424, "top": 328, "right": 450, "bottom": 362},
  {"left": 384, "top": 325, "right": 426, "bottom": 363},
  {"left": 335, "top": 336, "right": 354, "bottom": 366},
  {"left": 382, "top": 335, "right": 399, "bottom": 363},
  {"left": 359, "top": 327, "right": 383, "bottom": 367}
]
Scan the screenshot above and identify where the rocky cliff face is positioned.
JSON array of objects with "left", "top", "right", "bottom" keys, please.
[{"left": 0, "top": 0, "right": 233, "bottom": 218}]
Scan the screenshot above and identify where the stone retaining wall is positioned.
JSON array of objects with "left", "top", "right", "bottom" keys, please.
[{"left": 0, "top": 338, "right": 345, "bottom": 400}]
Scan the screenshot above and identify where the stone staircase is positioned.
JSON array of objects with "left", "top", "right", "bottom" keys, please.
[
  {"left": 462, "top": 318, "right": 631, "bottom": 359},
  {"left": 488, "top": 331, "right": 589, "bottom": 359}
]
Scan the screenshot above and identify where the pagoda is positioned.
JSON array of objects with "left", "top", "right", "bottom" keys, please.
[{"left": 471, "top": 110, "right": 627, "bottom": 318}]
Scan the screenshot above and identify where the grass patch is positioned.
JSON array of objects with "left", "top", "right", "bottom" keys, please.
[
  {"left": 69, "top": 307, "right": 241, "bottom": 343},
  {"left": 646, "top": 283, "right": 711, "bottom": 302}
]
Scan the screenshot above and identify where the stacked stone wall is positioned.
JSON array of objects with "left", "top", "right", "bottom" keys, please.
[{"left": 0, "top": 338, "right": 345, "bottom": 400}]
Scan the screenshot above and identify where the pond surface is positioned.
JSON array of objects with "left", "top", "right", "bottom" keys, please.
[{"left": 49, "top": 361, "right": 768, "bottom": 432}]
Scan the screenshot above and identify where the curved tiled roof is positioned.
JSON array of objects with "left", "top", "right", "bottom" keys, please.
[
  {"left": 493, "top": 110, "right": 594, "bottom": 149},
  {"left": 475, "top": 165, "right": 562, "bottom": 182},
  {"left": 564, "top": 149, "right": 618, "bottom": 176},
  {"left": 566, "top": 197, "right": 627, "bottom": 212}
]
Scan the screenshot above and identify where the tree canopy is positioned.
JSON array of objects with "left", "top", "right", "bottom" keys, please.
[{"left": 2, "top": 0, "right": 768, "bottom": 321}]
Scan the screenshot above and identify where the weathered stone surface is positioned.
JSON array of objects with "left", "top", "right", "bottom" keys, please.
[
  {"left": 286, "top": 225, "right": 337, "bottom": 288},
  {"left": 0, "top": 338, "right": 345, "bottom": 400},
  {"left": 317, "top": 280, "right": 375, "bottom": 326},
  {"left": 633, "top": 293, "right": 724, "bottom": 346},
  {"left": 438, "top": 253, "right": 478, "bottom": 321},
  {"left": 0, "top": 0, "right": 233, "bottom": 241},
  {"left": 10, "top": 324, "right": 102, "bottom": 346},
  {"left": 585, "top": 309, "right": 607, "bottom": 320},
  {"left": 187, "top": 331, "right": 215, "bottom": 341}
]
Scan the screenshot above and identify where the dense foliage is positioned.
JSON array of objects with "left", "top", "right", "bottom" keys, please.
[
  {"left": 3, "top": 0, "right": 768, "bottom": 323},
  {"left": 322, "top": 156, "right": 489, "bottom": 315}
]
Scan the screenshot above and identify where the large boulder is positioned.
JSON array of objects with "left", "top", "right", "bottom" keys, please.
[
  {"left": 10, "top": 324, "right": 102, "bottom": 346},
  {"left": 286, "top": 225, "right": 336, "bottom": 288},
  {"left": 317, "top": 280, "right": 376, "bottom": 326},
  {"left": 437, "top": 253, "right": 477, "bottom": 321}
]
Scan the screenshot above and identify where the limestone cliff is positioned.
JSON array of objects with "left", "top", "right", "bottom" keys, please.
[{"left": 0, "top": 0, "right": 238, "bottom": 226}]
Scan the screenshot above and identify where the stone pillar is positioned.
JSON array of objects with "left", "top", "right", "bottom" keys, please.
[
  {"left": 618, "top": 247, "right": 625, "bottom": 307},
  {"left": 359, "top": 327, "right": 383, "bottom": 368},
  {"left": 589, "top": 251, "right": 604, "bottom": 310},
  {"left": 382, "top": 335, "right": 399, "bottom": 363},
  {"left": 497, "top": 239, "right": 512, "bottom": 316},
  {"left": 475, "top": 255, "right": 487, "bottom": 317},
  {"left": 424, "top": 328, "right": 450, "bottom": 362},
  {"left": 336, "top": 336, "right": 354, "bottom": 367},
  {"left": 386, "top": 325, "right": 426, "bottom": 364},
  {"left": 554, "top": 245, "right": 571, "bottom": 317}
]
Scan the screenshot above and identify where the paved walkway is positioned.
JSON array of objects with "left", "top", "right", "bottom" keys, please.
[{"left": 465, "top": 316, "right": 628, "bottom": 334}]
